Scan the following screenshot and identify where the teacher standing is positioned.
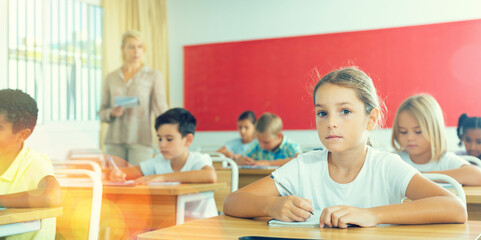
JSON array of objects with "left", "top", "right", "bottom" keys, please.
[{"left": 98, "top": 30, "right": 168, "bottom": 166}]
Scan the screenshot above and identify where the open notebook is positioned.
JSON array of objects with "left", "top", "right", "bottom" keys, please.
[{"left": 268, "top": 210, "right": 321, "bottom": 227}]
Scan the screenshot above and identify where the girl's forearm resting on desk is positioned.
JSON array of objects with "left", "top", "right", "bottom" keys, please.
[
  {"left": 224, "top": 177, "right": 313, "bottom": 221},
  {"left": 224, "top": 191, "right": 313, "bottom": 221},
  {"left": 0, "top": 175, "right": 62, "bottom": 208},
  {"left": 224, "top": 191, "right": 275, "bottom": 218},
  {"left": 429, "top": 165, "right": 481, "bottom": 186},
  {"left": 217, "top": 146, "right": 234, "bottom": 159},
  {"left": 372, "top": 196, "right": 466, "bottom": 225},
  {"left": 382, "top": 173, "right": 467, "bottom": 225}
]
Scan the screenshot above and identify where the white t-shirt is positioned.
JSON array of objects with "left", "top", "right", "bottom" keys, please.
[
  {"left": 140, "top": 152, "right": 217, "bottom": 218},
  {"left": 271, "top": 147, "right": 418, "bottom": 210},
  {"left": 224, "top": 138, "right": 257, "bottom": 154},
  {"left": 398, "top": 151, "right": 469, "bottom": 172}
]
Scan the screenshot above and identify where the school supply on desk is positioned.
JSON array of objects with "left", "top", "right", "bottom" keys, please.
[
  {"left": 267, "top": 210, "right": 321, "bottom": 227},
  {"left": 108, "top": 155, "right": 119, "bottom": 170},
  {"left": 114, "top": 96, "right": 140, "bottom": 108},
  {"left": 270, "top": 175, "right": 313, "bottom": 215},
  {"left": 267, "top": 210, "right": 359, "bottom": 228}
]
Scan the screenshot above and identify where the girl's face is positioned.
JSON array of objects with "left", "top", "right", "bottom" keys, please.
[
  {"left": 238, "top": 119, "right": 255, "bottom": 143},
  {"left": 396, "top": 111, "right": 431, "bottom": 157},
  {"left": 122, "top": 37, "right": 144, "bottom": 63},
  {"left": 314, "top": 83, "right": 375, "bottom": 153},
  {"left": 463, "top": 128, "right": 481, "bottom": 158}
]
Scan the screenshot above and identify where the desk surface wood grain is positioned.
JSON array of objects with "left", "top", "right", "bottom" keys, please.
[
  {"left": 464, "top": 186, "right": 481, "bottom": 204},
  {"left": 138, "top": 215, "right": 481, "bottom": 240}
]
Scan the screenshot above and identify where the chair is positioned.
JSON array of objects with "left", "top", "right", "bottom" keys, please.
[
  {"left": 66, "top": 148, "right": 106, "bottom": 168},
  {"left": 212, "top": 156, "right": 239, "bottom": 213},
  {"left": 202, "top": 152, "right": 228, "bottom": 167},
  {"left": 460, "top": 155, "right": 481, "bottom": 167},
  {"left": 53, "top": 160, "right": 102, "bottom": 176},
  {"left": 423, "top": 173, "right": 466, "bottom": 206},
  {"left": 55, "top": 169, "right": 102, "bottom": 240}
]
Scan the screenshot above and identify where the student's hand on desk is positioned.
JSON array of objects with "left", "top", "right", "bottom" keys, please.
[
  {"left": 110, "top": 168, "right": 127, "bottom": 182},
  {"left": 320, "top": 205, "right": 377, "bottom": 228},
  {"left": 111, "top": 106, "right": 124, "bottom": 117},
  {"left": 134, "top": 175, "right": 165, "bottom": 185},
  {"left": 266, "top": 195, "right": 313, "bottom": 222},
  {"left": 235, "top": 156, "right": 255, "bottom": 165},
  {"left": 253, "top": 160, "right": 271, "bottom": 166},
  {"left": 225, "top": 151, "right": 235, "bottom": 159}
]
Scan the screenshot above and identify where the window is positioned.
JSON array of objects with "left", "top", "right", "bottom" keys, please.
[{"left": 4, "top": 0, "right": 103, "bottom": 122}]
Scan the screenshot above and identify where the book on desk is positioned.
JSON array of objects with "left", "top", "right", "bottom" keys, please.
[{"left": 267, "top": 210, "right": 321, "bottom": 227}]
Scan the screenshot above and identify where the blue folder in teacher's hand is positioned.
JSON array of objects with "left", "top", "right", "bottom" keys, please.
[{"left": 114, "top": 96, "right": 140, "bottom": 108}]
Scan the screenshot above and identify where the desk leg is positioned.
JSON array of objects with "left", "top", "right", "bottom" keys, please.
[
  {"left": 0, "top": 220, "right": 41, "bottom": 237},
  {"left": 176, "top": 191, "right": 215, "bottom": 225}
]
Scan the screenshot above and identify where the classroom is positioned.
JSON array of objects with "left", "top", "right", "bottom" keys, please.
[{"left": 1, "top": 0, "right": 481, "bottom": 239}]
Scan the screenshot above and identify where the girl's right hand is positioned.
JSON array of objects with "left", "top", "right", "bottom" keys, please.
[
  {"left": 235, "top": 156, "right": 256, "bottom": 165},
  {"left": 265, "top": 195, "right": 314, "bottom": 222},
  {"left": 110, "top": 168, "right": 127, "bottom": 182},
  {"left": 225, "top": 151, "right": 234, "bottom": 159},
  {"left": 111, "top": 106, "right": 124, "bottom": 117}
]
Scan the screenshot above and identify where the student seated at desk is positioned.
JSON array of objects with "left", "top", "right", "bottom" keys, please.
[
  {"left": 0, "top": 89, "right": 61, "bottom": 239},
  {"left": 110, "top": 108, "right": 217, "bottom": 218},
  {"left": 224, "top": 67, "right": 466, "bottom": 228},
  {"left": 392, "top": 94, "right": 481, "bottom": 185},
  {"left": 235, "top": 113, "right": 302, "bottom": 167},
  {"left": 217, "top": 111, "right": 258, "bottom": 159},
  {"left": 457, "top": 113, "right": 481, "bottom": 159}
]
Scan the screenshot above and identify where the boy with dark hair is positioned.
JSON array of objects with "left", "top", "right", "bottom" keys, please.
[
  {"left": 0, "top": 89, "right": 61, "bottom": 239},
  {"left": 110, "top": 108, "right": 217, "bottom": 218}
]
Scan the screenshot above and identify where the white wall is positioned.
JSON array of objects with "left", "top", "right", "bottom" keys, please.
[
  {"left": 166, "top": 0, "right": 481, "bottom": 152},
  {"left": 26, "top": 121, "right": 100, "bottom": 161},
  {"left": 0, "top": 0, "right": 7, "bottom": 89},
  {"left": 24, "top": 1, "right": 480, "bottom": 158}
]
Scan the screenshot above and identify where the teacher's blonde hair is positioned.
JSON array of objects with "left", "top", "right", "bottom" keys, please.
[{"left": 121, "top": 30, "right": 146, "bottom": 62}]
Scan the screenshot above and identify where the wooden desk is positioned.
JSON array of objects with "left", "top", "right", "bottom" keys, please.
[
  {"left": 57, "top": 183, "right": 225, "bottom": 239},
  {"left": 138, "top": 215, "right": 481, "bottom": 240},
  {"left": 238, "top": 167, "right": 277, "bottom": 188},
  {"left": 463, "top": 186, "right": 481, "bottom": 221},
  {"left": 0, "top": 208, "right": 62, "bottom": 237}
]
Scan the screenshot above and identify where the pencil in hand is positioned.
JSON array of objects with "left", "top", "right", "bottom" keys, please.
[{"left": 270, "top": 174, "right": 314, "bottom": 215}]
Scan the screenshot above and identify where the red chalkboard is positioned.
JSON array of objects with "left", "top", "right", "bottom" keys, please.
[{"left": 185, "top": 19, "right": 481, "bottom": 131}]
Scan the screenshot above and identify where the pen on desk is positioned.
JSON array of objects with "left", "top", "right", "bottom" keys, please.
[
  {"left": 270, "top": 175, "right": 314, "bottom": 215},
  {"left": 108, "top": 155, "right": 119, "bottom": 170}
]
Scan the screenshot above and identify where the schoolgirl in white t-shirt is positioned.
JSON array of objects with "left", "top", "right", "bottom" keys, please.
[
  {"left": 398, "top": 151, "right": 469, "bottom": 172},
  {"left": 224, "top": 67, "right": 466, "bottom": 228},
  {"left": 272, "top": 147, "right": 416, "bottom": 210},
  {"left": 392, "top": 94, "right": 481, "bottom": 185}
]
